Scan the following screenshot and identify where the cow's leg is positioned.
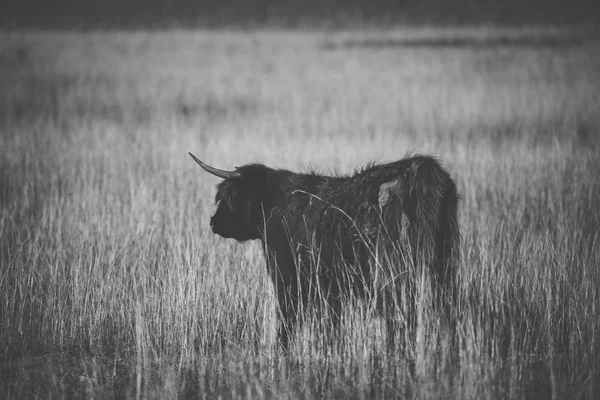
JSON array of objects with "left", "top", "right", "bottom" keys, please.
[
  {"left": 326, "top": 292, "right": 343, "bottom": 348},
  {"left": 264, "top": 239, "right": 301, "bottom": 350},
  {"left": 274, "top": 274, "right": 301, "bottom": 351}
]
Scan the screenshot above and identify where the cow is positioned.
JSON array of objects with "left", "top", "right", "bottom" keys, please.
[{"left": 190, "top": 153, "right": 459, "bottom": 349}]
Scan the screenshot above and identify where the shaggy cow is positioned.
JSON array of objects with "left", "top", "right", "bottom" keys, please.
[{"left": 190, "top": 153, "right": 459, "bottom": 348}]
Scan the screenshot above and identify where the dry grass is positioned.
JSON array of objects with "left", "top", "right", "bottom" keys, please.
[{"left": 1, "top": 27, "right": 600, "bottom": 398}]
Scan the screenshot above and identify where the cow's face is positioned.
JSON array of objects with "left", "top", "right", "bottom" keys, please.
[
  {"left": 189, "top": 153, "right": 266, "bottom": 242},
  {"left": 211, "top": 177, "right": 262, "bottom": 241}
]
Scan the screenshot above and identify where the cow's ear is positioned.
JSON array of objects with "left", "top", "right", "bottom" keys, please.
[{"left": 378, "top": 178, "right": 402, "bottom": 208}]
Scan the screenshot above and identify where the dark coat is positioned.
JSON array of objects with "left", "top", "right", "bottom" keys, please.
[{"left": 204, "top": 154, "right": 459, "bottom": 347}]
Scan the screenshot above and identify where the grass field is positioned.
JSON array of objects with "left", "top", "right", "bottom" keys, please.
[{"left": 1, "top": 26, "right": 600, "bottom": 398}]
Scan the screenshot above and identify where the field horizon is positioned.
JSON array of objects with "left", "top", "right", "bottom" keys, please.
[{"left": 1, "top": 26, "right": 600, "bottom": 398}]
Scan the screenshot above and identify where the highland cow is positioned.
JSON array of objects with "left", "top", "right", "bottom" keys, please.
[{"left": 190, "top": 153, "right": 459, "bottom": 348}]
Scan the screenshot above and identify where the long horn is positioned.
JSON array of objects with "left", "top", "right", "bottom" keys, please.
[{"left": 189, "top": 152, "right": 240, "bottom": 179}]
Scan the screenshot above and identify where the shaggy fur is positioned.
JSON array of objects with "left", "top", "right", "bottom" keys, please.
[{"left": 205, "top": 155, "right": 459, "bottom": 348}]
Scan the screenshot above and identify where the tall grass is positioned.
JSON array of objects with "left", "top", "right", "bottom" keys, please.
[{"left": 1, "top": 27, "right": 599, "bottom": 398}]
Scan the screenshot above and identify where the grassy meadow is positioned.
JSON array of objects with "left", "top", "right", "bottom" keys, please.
[{"left": 1, "top": 26, "right": 600, "bottom": 398}]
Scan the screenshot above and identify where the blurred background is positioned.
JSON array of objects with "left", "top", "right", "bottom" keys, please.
[
  {"left": 2, "top": 0, "right": 600, "bottom": 398},
  {"left": 3, "top": 0, "right": 600, "bottom": 28}
]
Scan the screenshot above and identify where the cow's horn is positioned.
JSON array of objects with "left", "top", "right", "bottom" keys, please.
[{"left": 189, "top": 153, "right": 240, "bottom": 179}]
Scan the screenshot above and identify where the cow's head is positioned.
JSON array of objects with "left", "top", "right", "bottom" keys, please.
[{"left": 190, "top": 153, "right": 269, "bottom": 242}]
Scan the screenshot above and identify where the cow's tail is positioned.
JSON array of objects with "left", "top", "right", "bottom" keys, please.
[{"left": 406, "top": 157, "right": 459, "bottom": 303}]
